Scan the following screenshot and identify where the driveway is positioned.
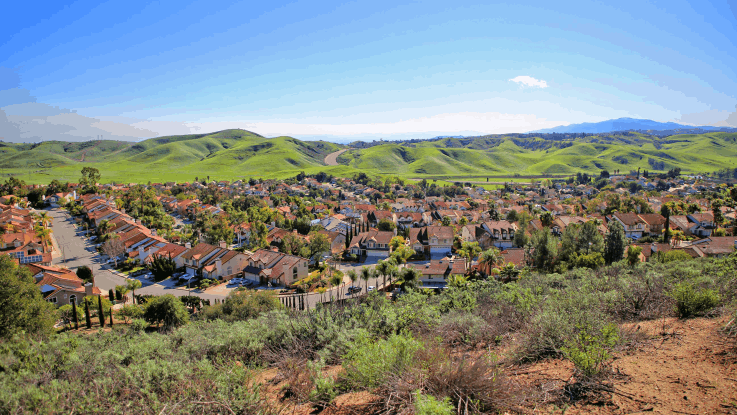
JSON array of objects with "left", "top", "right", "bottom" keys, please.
[{"left": 49, "top": 208, "right": 226, "bottom": 303}]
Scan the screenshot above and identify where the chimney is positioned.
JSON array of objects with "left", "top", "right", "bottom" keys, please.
[
  {"left": 219, "top": 240, "right": 227, "bottom": 249},
  {"left": 84, "top": 283, "right": 93, "bottom": 297},
  {"left": 215, "top": 258, "right": 222, "bottom": 273},
  {"left": 73, "top": 190, "right": 77, "bottom": 200},
  {"left": 151, "top": 229, "right": 157, "bottom": 236},
  {"left": 185, "top": 242, "right": 192, "bottom": 249},
  {"left": 138, "top": 246, "right": 144, "bottom": 259}
]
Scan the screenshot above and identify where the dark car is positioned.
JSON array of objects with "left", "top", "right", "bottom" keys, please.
[{"left": 346, "top": 286, "right": 362, "bottom": 295}]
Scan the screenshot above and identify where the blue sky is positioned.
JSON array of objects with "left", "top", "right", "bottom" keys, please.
[{"left": 1, "top": 0, "right": 737, "bottom": 142}]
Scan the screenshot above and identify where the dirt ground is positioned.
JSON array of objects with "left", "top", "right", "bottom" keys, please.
[{"left": 258, "top": 316, "right": 737, "bottom": 414}]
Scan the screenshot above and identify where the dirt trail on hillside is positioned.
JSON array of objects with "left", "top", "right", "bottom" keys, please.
[{"left": 324, "top": 149, "right": 348, "bottom": 166}]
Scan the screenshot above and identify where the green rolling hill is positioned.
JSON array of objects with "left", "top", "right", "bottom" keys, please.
[{"left": 2, "top": 129, "right": 736, "bottom": 184}]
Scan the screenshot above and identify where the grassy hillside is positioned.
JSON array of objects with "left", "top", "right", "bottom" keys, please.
[{"left": 2, "top": 130, "right": 736, "bottom": 184}]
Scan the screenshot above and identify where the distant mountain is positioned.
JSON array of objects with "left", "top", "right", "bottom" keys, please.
[{"left": 531, "top": 118, "right": 723, "bottom": 134}]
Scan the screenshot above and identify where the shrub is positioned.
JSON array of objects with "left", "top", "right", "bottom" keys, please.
[
  {"left": 308, "top": 361, "right": 338, "bottom": 407},
  {"left": 671, "top": 282, "right": 720, "bottom": 318},
  {"left": 342, "top": 333, "right": 422, "bottom": 389},
  {"left": 143, "top": 295, "right": 190, "bottom": 329},
  {"left": 128, "top": 318, "right": 148, "bottom": 333},
  {"left": 561, "top": 324, "right": 619, "bottom": 379},
  {"left": 436, "top": 312, "right": 493, "bottom": 347},
  {"left": 414, "top": 392, "right": 454, "bottom": 415}
]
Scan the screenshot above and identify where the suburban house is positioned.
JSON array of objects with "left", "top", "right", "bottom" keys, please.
[
  {"left": 46, "top": 192, "right": 75, "bottom": 208},
  {"left": 470, "top": 221, "right": 517, "bottom": 249},
  {"left": 201, "top": 248, "right": 251, "bottom": 280},
  {"left": 686, "top": 212, "right": 716, "bottom": 238},
  {"left": 349, "top": 230, "right": 395, "bottom": 259},
  {"left": 408, "top": 258, "right": 467, "bottom": 289},
  {"left": 408, "top": 226, "right": 454, "bottom": 256},
  {"left": 611, "top": 213, "right": 647, "bottom": 239},
  {"left": 27, "top": 264, "right": 100, "bottom": 306},
  {"left": 180, "top": 243, "right": 222, "bottom": 277},
  {"left": 637, "top": 213, "right": 666, "bottom": 237},
  {"left": 243, "top": 248, "right": 309, "bottom": 286},
  {"left": 2, "top": 232, "right": 52, "bottom": 265},
  {"left": 683, "top": 237, "right": 736, "bottom": 258},
  {"left": 317, "top": 230, "right": 347, "bottom": 254}
]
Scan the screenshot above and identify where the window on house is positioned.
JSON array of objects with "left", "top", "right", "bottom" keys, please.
[
  {"left": 293, "top": 268, "right": 298, "bottom": 280},
  {"left": 69, "top": 295, "right": 76, "bottom": 305}
]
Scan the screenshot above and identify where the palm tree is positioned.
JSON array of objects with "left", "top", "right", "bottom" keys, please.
[
  {"left": 479, "top": 248, "right": 502, "bottom": 276},
  {"left": 387, "top": 264, "right": 399, "bottom": 288},
  {"left": 126, "top": 279, "right": 142, "bottom": 305},
  {"left": 329, "top": 273, "right": 342, "bottom": 302},
  {"left": 458, "top": 242, "right": 481, "bottom": 269},
  {"left": 97, "top": 219, "right": 112, "bottom": 237},
  {"left": 38, "top": 212, "right": 52, "bottom": 229},
  {"left": 36, "top": 228, "right": 52, "bottom": 248},
  {"left": 397, "top": 267, "right": 421, "bottom": 291},
  {"left": 360, "top": 266, "right": 372, "bottom": 293},
  {"left": 375, "top": 260, "right": 390, "bottom": 290},
  {"left": 347, "top": 269, "right": 358, "bottom": 298}
]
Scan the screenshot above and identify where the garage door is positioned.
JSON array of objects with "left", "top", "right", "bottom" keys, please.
[{"left": 366, "top": 251, "right": 386, "bottom": 259}]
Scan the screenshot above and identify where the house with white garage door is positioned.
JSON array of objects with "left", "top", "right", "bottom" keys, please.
[{"left": 349, "top": 230, "right": 394, "bottom": 259}]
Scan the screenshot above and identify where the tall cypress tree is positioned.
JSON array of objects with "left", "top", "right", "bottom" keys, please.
[
  {"left": 84, "top": 300, "right": 92, "bottom": 329},
  {"left": 604, "top": 220, "right": 627, "bottom": 265},
  {"left": 109, "top": 309, "right": 114, "bottom": 327},
  {"left": 108, "top": 289, "right": 115, "bottom": 303},
  {"left": 72, "top": 300, "right": 79, "bottom": 330},
  {"left": 98, "top": 295, "right": 105, "bottom": 328}
]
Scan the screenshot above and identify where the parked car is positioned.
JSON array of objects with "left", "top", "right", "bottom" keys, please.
[
  {"left": 367, "top": 286, "right": 376, "bottom": 292},
  {"left": 346, "top": 286, "right": 362, "bottom": 295}
]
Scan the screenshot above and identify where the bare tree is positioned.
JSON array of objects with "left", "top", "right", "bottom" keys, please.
[{"left": 101, "top": 235, "right": 125, "bottom": 267}]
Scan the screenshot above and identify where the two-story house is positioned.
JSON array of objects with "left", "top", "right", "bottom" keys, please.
[
  {"left": 612, "top": 213, "right": 647, "bottom": 240},
  {"left": 243, "top": 248, "right": 309, "bottom": 286},
  {"left": 409, "top": 258, "right": 467, "bottom": 289},
  {"left": 408, "top": 226, "right": 454, "bottom": 257},
  {"left": 349, "top": 230, "right": 394, "bottom": 259}
]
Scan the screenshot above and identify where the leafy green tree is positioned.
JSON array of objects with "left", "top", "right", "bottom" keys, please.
[
  {"left": 441, "top": 216, "right": 451, "bottom": 227},
  {"left": 307, "top": 232, "right": 331, "bottom": 263},
  {"left": 560, "top": 221, "right": 604, "bottom": 262},
  {"left": 604, "top": 220, "right": 627, "bottom": 265},
  {"left": 0, "top": 256, "right": 57, "bottom": 339},
  {"left": 148, "top": 254, "right": 177, "bottom": 282},
  {"left": 279, "top": 232, "right": 305, "bottom": 256},
  {"left": 626, "top": 245, "right": 643, "bottom": 267},
  {"left": 530, "top": 229, "right": 559, "bottom": 271},
  {"left": 540, "top": 211, "right": 554, "bottom": 228},
  {"left": 377, "top": 218, "right": 396, "bottom": 232},
  {"left": 58, "top": 304, "right": 83, "bottom": 329},
  {"left": 457, "top": 241, "right": 481, "bottom": 268},
  {"left": 76, "top": 266, "right": 94, "bottom": 284},
  {"left": 218, "top": 290, "right": 282, "bottom": 321},
  {"left": 118, "top": 304, "right": 143, "bottom": 323},
  {"left": 142, "top": 295, "right": 190, "bottom": 329}
]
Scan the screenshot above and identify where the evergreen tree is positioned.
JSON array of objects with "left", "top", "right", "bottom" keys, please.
[
  {"left": 84, "top": 300, "right": 92, "bottom": 329},
  {"left": 604, "top": 220, "right": 627, "bottom": 264},
  {"left": 72, "top": 300, "right": 79, "bottom": 330},
  {"left": 108, "top": 289, "right": 115, "bottom": 303},
  {"left": 98, "top": 295, "right": 105, "bottom": 328}
]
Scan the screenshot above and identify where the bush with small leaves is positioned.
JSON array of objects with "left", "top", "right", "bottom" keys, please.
[
  {"left": 671, "top": 282, "right": 720, "bottom": 318},
  {"left": 414, "top": 392, "right": 454, "bottom": 415}
]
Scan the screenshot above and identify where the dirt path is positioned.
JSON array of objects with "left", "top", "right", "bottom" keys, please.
[{"left": 324, "top": 149, "right": 348, "bottom": 166}]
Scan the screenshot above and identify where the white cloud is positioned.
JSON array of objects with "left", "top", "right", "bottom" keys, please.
[{"left": 509, "top": 75, "right": 548, "bottom": 88}]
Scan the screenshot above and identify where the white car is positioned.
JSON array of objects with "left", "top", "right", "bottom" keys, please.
[{"left": 368, "top": 286, "right": 376, "bottom": 292}]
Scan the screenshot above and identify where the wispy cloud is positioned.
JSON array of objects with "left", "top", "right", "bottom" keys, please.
[{"left": 509, "top": 76, "right": 548, "bottom": 88}]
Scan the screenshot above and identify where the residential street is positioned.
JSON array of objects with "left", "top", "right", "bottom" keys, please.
[
  {"left": 48, "top": 207, "right": 425, "bottom": 310},
  {"left": 48, "top": 208, "right": 227, "bottom": 303}
]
